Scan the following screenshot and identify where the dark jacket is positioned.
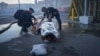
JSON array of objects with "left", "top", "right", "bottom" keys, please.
[
  {"left": 44, "top": 7, "right": 59, "bottom": 18},
  {"left": 18, "top": 11, "right": 35, "bottom": 26}
]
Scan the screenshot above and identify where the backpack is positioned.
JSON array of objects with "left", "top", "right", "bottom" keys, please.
[{"left": 13, "top": 10, "right": 24, "bottom": 19}]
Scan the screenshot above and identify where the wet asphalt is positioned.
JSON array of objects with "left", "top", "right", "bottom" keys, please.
[{"left": 0, "top": 16, "right": 100, "bottom": 56}]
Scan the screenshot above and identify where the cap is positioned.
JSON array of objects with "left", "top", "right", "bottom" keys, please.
[{"left": 29, "top": 8, "right": 34, "bottom": 12}]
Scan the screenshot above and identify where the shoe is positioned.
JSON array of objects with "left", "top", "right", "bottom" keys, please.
[{"left": 20, "top": 31, "right": 28, "bottom": 35}]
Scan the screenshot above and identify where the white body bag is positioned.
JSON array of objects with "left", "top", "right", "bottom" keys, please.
[{"left": 40, "top": 22, "right": 59, "bottom": 39}]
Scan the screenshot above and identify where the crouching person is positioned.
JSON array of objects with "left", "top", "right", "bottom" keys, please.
[
  {"left": 17, "top": 8, "right": 37, "bottom": 35},
  {"left": 40, "top": 22, "right": 60, "bottom": 42}
]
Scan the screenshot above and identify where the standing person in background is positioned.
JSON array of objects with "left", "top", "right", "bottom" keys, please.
[
  {"left": 18, "top": 8, "right": 37, "bottom": 35},
  {"left": 40, "top": 7, "right": 62, "bottom": 31}
]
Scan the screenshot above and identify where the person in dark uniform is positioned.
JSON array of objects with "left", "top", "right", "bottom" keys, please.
[
  {"left": 40, "top": 7, "right": 62, "bottom": 31},
  {"left": 18, "top": 8, "right": 37, "bottom": 34}
]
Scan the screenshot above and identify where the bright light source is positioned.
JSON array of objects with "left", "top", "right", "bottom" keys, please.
[{"left": 0, "top": 0, "right": 35, "bottom": 4}]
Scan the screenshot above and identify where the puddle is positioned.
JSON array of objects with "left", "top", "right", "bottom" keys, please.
[
  {"left": 0, "top": 23, "right": 21, "bottom": 43},
  {"left": 0, "top": 24, "right": 10, "bottom": 31},
  {"left": 0, "top": 21, "right": 91, "bottom": 43}
]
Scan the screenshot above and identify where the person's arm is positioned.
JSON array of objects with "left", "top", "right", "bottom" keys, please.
[
  {"left": 47, "top": 8, "right": 54, "bottom": 21},
  {"left": 48, "top": 13, "right": 53, "bottom": 21},
  {"left": 40, "top": 13, "right": 46, "bottom": 23},
  {"left": 31, "top": 15, "right": 37, "bottom": 21},
  {"left": 30, "top": 15, "right": 37, "bottom": 26},
  {"left": 40, "top": 16, "right": 45, "bottom": 23}
]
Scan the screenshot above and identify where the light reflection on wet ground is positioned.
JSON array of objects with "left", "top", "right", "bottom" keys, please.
[
  {"left": 0, "top": 22, "right": 93, "bottom": 43},
  {"left": 0, "top": 22, "right": 100, "bottom": 56},
  {"left": 0, "top": 24, "right": 10, "bottom": 30},
  {"left": 0, "top": 23, "right": 21, "bottom": 43}
]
